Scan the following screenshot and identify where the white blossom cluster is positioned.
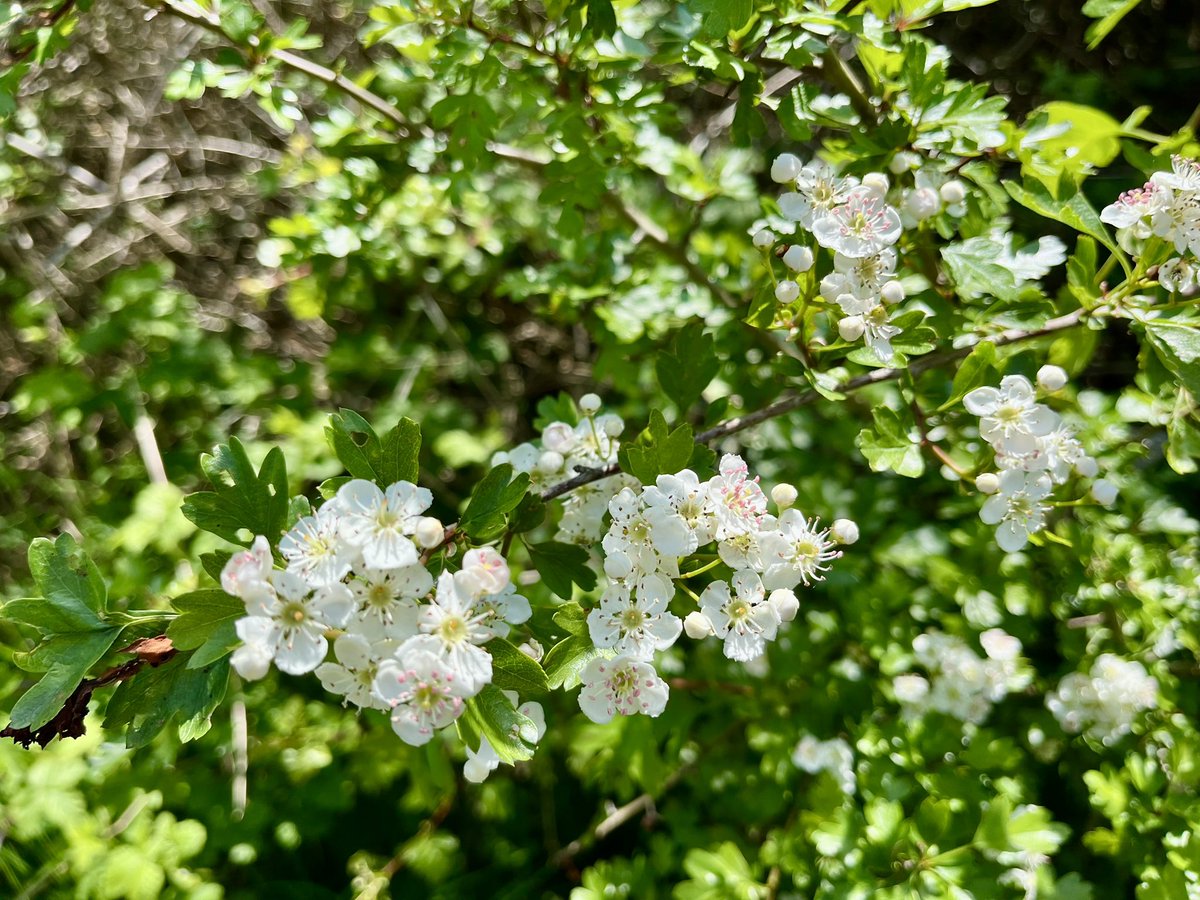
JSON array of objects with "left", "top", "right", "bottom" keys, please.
[
  {"left": 578, "top": 453, "right": 857, "bottom": 724},
  {"left": 1046, "top": 653, "right": 1158, "bottom": 745},
  {"left": 791, "top": 734, "right": 856, "bottom": 795},
  {"left": 1101, "top": 154, "right": 1200, "bottom": 294},
  {"left": 964, "top": 370, "right": 1115, "bottom": 552},
  {"left": 761, "top": 153, "right": 969, "bottom": 363},
  {"left": 491, "top": 393, "right": 639, "bottom": 546},
  {"left": 894, "top": 629, "right": 1031, "bottom": 725},
  {"left": 220, "top": 478, "right": 543, "bottom": 777}
]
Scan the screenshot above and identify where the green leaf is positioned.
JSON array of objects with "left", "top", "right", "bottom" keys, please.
[
  {"left": 6, "top": 628, "right": 123, "bottom": 730},
  {"left": 104, "top": 654, "right": 231, "bottom": 748},
  {"left": 856, "top": 407, "right": 925, "bottom": 477},
  {"left": 618, "top": 410, "right": 697, "bottom": 484},
  {"left": 526, "top": 541, "right": 597, "bottom": 599},
  {"left": 181, "top": 439, "right": 289, "bottom": 546},
  {"left": 488, "top": 638, "right": 549, "bottom": 697},
  {"left": 462, "top": 685, "right": 537, "bottom": 764},
  {"left": 1026, "top": 102, "right": 1122, "bottom": 175},
  {"left": 5, "top": 535, "right": 109, "bottom": 633},
  {"left": 1142, "top": 321, "right": 1200, "bottom": 399},
  {"left": 542, "top": 634, "right": 603, "bottom": 690},
  {"left": 461, "top": 464, "right": 531, "bottom": 542},
  {"left": 939, "top": 341, "right": 997, "bottom": 411},
  {"left": 656, "top": 321, "right": 720, "bottom": 412},
  {"left": 1007, "top": 804, "right": 1069, "bottom": 854},
  {"left": 584, "top": 0, "right": 617, "bottom": 37},
  {"left": 551, "top": 602, "right": 588, "bottom": 636},
  {"left": 692, "top": 0, "right": 753, "bottom": 39},
  {"left": 324, "top": 410, "right": 422, "bottom": 486},
  {"left": 1082, "top": 0, "right": 1143, "bottom": 49},
  {"left": 508, "top": 494, "right": 547, "bottom": 533},
  {"left": 167, "top": 590, "right": 244, "bottom": 652},
  {"left": 534, "top": 393, "right": 579, "bottom": 431},
  {"left": 941, "top": 238, "right": 1022, "bottom": 302},
  {"left": 187, "top": 621, "right": 240, "bottom": 669},
  {"left": 1004, "top": 179, "right": 1131, "bottom": 278}
]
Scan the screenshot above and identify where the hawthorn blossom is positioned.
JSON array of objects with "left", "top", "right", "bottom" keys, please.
[
  {"left": 706, "top": 454, "right": 768, "bottom": 540},
  {"left": 813, "top": 187, "right": 902, "bottom": 258},
  {"left": 475, "top": 583, "right": 533, "bottom": 640},
  {"left": 221, "top": 535, "right": 274, "bottom": 601},
  {"left": 602, "top": 487, "right": 694, "bottom": 577},
  {"left": 760, "top": 509, "right": 843, "bottom": 589},
  {"left": 778, "top": 162, "right": 858, "bottom": 230},
  {"left": 587, "top": 576, "right": 682, "bottom": 659},
  {"left": 334, "top": 478, "right": 432, "bottom": 570},
  {"left": 577, "top": 655, "right": 670, "bottom": 724},
  {"left": 316, "top": 633, "right": 391, "bottom": 710},
  {"left": 373, "top": 649, "right": 470, "bottom": 745},
  {"left": 456, "top": 547, "right": 511, "bottom": 597},
  {"left": 280, "top": 507, "right": 354, "bottom": 587},
  {"left": 980, "top": 469, "right": 1053, "bottom": 552},
  {"left": 643, "top": 470, "right": 718, "bottom": 546},
  {"left": 346, "top": 565, "right": 430, "bottom": 642},
  {"left": 403, "top": 571, "right": 494, "bottom": 694},
  {"left": 697, "top": 571, "right": 781, "bottom": 662},
  {"left": 1047, "top": 654, "right": 1158, "bottom": 744},
  {"left": 819, "top": 249, "right": 897, "bottom": 304},
  {"left": 965, "top": 375, "right": 1059, "bottom": 455}
]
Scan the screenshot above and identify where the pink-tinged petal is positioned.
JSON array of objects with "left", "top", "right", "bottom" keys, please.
[
  {"left": 995, "top": 520, "right": 1029, "bottom": 553},
  {"left": 963, "top": 387, "right": 1000, "bottom": 416}
]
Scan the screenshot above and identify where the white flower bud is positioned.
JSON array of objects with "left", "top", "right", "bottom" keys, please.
[
  {"left": 542, "top": 422, "right": 576, "bottom": 454},
  {"left": 862, "top": 172, "right": 890, "bottom": 197},
  {"left": 783, "top": 245, "right": 814, "bottom": 273},
  {"left": 597, "top": 413, "right": 624, "bottom": 436},
  {"left": 1037, "top": 365, "right": 1068, "bottom": 392},
  {"left": 893, "top": 673, "right": 930, "bottom": 703},
  {"left": 975, "top": 472, "right": 1001, "bottom": 494},
  {"left": 771, "top": 483, "right": 799, "bottom": 509},
  {"left": 889, "top": 151, "right": 919, "bottom": 174},
  {"left": 753, "top": 228, "right": 776, "bottom": 248},
  {"left": 579, "top": 392, "right": 602, "bottom": 414},
  {"left": 1075, "top": 456, "right": 1099, "bottom": 478},
  {"left": 517, "top": 569, "right": 541, "bottom": 585},
  {"left": 684, "top": 611, "right": 714, "bottom": 639},
  {"left": 1091, "top": 479, "right": 1118, "bottom": 506},
  {"left": 838, "top": 316, "right": 866, "bottom": 342},
  {"left": 775, "top": 280, "right": 800, "bottom": 303},
  {"left": 518, "top": 639, "right": 544, "bottom": 662},
  {"left": 768, "top": 589, "right": 800, "bottom": 623},
  {"left": 880, "top": 280, "right": 906, "bottom": 304},
  {"left": 536, "top": 450, "right": 565, "bottom": 475},
  {"left": 939, "top": 179, "right": 966, "bottom": 205},
  {"left": 831, "top": 518, "right": 859, "bottom": 545},
  {"left": 903, "top": 187, "right": 941, "bottom": 221},
  {"left": 414, "top": 516, "right": 445, "bottom": 549},
  {"left": 771, "top": 153, "right": 803, "bottom": 184}
]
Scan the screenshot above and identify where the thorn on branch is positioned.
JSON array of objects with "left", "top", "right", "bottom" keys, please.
[{"left": 0, "top": 635, "right": 177, "bottom": 749}]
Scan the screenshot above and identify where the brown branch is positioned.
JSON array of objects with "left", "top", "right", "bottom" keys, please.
[
  {"left": 540, "top": 308, "right": 1091, "bottom": 501},
  {"left": 1, "top": 636, "right": 177, "bottom": 748}
]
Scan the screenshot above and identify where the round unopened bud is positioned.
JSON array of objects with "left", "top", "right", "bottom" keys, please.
[
  {"left": 771, "top": 483, "right": 799, "bottom": 509},
  {"left": 1075, "top": 456, "right": 1099, "bottom": 478},
  {"left": 536, "top": 450, "right": 565, "bottom": 475},
  {"left": 783, "top": 245, "right": 814, "bottom": 273},
  {"left": 830, "top": 518, "right": 859, "bottom": 545},
  {"left": 975, "top": 472, "right": 1001, "bottom": 495},
  {"left": 939, "top": 179, "right": 966, "bottom": 205},
  {"left": 775, "top": 280, "right": 800, "bottom": 303},
  {"left": 888, "top": 151, "right": 919, "bottom": 174},
  {"left": 753, "top": 228, "right": 776, "bottom": 248},
  {"left": 838, "top": 315, "right": 866, "bottom": 342},
  {"left": 518, "top": 639, "right": 544, "bottom": 662},
  {"left": 414, "top": 516, "right": 445, "bottom": 549},
  {"left": 862, "top": 172, "right": 890, "bottom": 197},
  {"left": 903, "top": 187, "right": 941, "bottom": 221},
  {"left": 771, "top": 153, "right": 803, "bottom": 184},
  {"left": 1037, "top": 364, "right": 1068, "bottom": 392},
  {"left": 579, "top": 392, "right": 602, "bottom": 414},
  {"left": 880, "top": 280, "right": 906, "bottom": 304},
  {"left": 684, "top": 611, "right": 714, "bottom": 639},
  {"left": 1091, "top": 479, "right": 1118, "bottom": 506},
  {"left": 769, "top": 589, "right": 800, "bottom": 623},
  {"left": 542, "top": 422, "right": 576, "bottom": 453},
  {"left": 597, "top": 413, "right": 624, "bottom": 437}
]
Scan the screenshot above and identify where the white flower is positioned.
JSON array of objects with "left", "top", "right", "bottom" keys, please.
[
  {"left": 893, "top": 673, "right": 930, "bottom": 704},
  {"left": 820, "top": 249, "right": 897, "bottom": 304},
  {"left": 473, "top": 583, "right": 532, "bottom": 640},
  {"left": 1100, "top": 181, "right": 1161, "bottom": 234},
  {"left": 334, "top": 479, "right": 432, "bottom": 570},
  {"left": 760, "top": 509, "right": 842, "bottom": 589},
  {"left": 1159, "top": 257, "right": 1197, "bottom": 294},
  {"left": 346, "top": 565, "right": 430, "bottom": 641},
  {"left": 812, "top": 187, "right": 903, "bottom": 258},
  {"left": 1152, "top": 154, "right": 1200, "bottom": 193},
  {"left": 979, "top": 469, "right": 1053, "bottom": 552},
  {"left": 373, "top": 650, "right": 469, "bottom": 746},
  {"left": 464, "top": 697, "right": 546, "bottom": 782},
  {"left": 456, "top": 547, "right": 511, "bottom": 597},
  {"left": 1047, "top": 654, "right": 1157, "bottom": 744},
  {"left": 279, "top": 507, "right": 353, "bottom": 588},
  {"left": 643, "top": 469, "right": 718, "bottom": 546},
  {"left": 221, "top": 535, "right": 274, "bottom": 601},
  {"left": 964, "top": 375, "right": 1059, "bottom": 455},
  {"left": 587, "top": 576, "right": 682, "bottom": 659},
  {"left": 316, "top": 633, "right": 391, "bottom": 710},
  {"left": 602, "top": 487, "right": 694, "bottom": 577},
  {"left": 779, "top": 162, "right": 858, "bottom": 230},
  {"left": 861, "top": 305, "right": 902, "bottom": 364},
  {"left": 231, "top": 570, "right": 352, "bottom": 678},
  {"left": 706, "top": 454, "right": 768, "bottom": 540},
  {"left": 577, "top": 655, "right": 670, "bottom": 723},
  {"left": 403, "top": 571, "right": 494, "bottom": 694},
  {"left": 771, "top": 153, "right": 803, "bottom": 184},
  {"left": 230, "top": 617, "right": 276, "bottom": 681},
  {"left": 698, "top": 571, "right": 781, "bottom": 662}
]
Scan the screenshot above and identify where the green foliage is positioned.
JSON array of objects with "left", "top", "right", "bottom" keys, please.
[
  {"left": 856, "top": 407, "right": 925, "bottom": 478},
  {"left": 460, "top": 464, "right": 531, "bottom": 542},
  {"left": 526, "top": 541, "right": 597, "bottom": 599},
  {"left": 324, "top": 410, "right": 422, "bottom": 486},
  {"left": 619, "top": 410, "right": 710, "bottom": 484},
  {"left": 181, "top": 439, "right": 290, "bottom": 547}
]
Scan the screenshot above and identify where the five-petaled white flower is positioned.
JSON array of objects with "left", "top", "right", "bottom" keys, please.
[
  {"left": 697, "top": 571, "right": 782, "bottom": 662},
  {"left": 231, "top": 570, "right": 352, "bottom": 679},
  {"left": 280, "top": 507, "right": 354, "bottom": 587},
  {"left": 706, "top": 454, "right": 768, "bottom": 540},
  {"left": 602, "top": 487, "right": 694, "bottom": 577},
  {"left": 316, "top": 632, "right": 392, "bottom": 710},
  {"left": 812, "top": 187, "right": 902, "bottom": 258},
  {"left": 373, "top": 649, "right": 469, "bottom": 745},
  {"left": 577, "top": 655, "right": 670, "bottom": 723},
  {"left": 334, "top": 478, "right": 432, "bottom": 570},
  {"left": 346, "top": 565, "right": 430, "bottom": 642},
  {"left": 964, "top": 375, "right": 1059, "bottom": 455},
  {"left": 779, "top": 162, "right": 858, "bottom": 230},
  {"left": 404, "top": 571, "right": 494, "bottom": 694},
  {"left": 980, "top": 469, "right": 1053, "bottom": 552},
  {"left": 587, "top": 575, "right": 682, "bottom": 660},
  {"left": 760, "top": 510, "right": 842, "bottom": 589}
]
